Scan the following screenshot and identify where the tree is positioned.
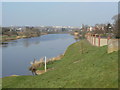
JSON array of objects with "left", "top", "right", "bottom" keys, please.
[{"left": 112, "top": 14, "right": 120, "bottom": 38}]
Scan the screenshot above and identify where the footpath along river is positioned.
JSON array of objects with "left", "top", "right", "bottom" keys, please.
[{"left": 1, "top": 34, "right": 76, "bottom": 77}]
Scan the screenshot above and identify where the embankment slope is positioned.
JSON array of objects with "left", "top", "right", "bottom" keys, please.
[{"left": 2, "top": 40, "right": 118, "bottom": 88}]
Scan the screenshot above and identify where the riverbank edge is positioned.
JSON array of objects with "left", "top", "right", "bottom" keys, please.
[
  {"left": 1, "top": 33, "right": 48, "bottom": 44},
  {"left": 1, "top": 39, "right": 71, "bottom": 78},
  {"left": 30, "top": 54, "right": 65, "bottom": 75},
  {"left": 2, "top": 53, "right": 62, "bottom": 77}
]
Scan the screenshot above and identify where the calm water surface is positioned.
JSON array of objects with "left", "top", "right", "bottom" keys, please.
[{"left": 2, "top": 34, "right": 76, "bottom": 77}]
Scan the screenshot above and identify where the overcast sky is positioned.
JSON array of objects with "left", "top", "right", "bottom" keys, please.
[{"left": 2, "top": 2, "right": 118, "bottom": 27}]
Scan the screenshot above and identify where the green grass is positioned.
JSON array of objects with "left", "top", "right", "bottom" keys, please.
[
  {"left": 1, "top": 35, "right": 17, "bottom": 42},
  {"left": 2, "top": 40, "right": 118, "bottom": 88},
  {"left": 2, "top": 35, "right": 17, "bottom": 38},
  {"left": 37, "top": 60, "right": 61, "bottom": 70}
]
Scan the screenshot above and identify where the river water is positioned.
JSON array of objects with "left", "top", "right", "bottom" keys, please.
[{"left": 1, "top": 34, "right": 76, "bottom": 77}]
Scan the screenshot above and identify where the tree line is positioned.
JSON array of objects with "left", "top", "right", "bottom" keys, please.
[
  {"left": 81, "top": 14, "right": 120, "bottom": 38},
  {"left": 1, "top": 26, "right": 41, "bottom": 38}
]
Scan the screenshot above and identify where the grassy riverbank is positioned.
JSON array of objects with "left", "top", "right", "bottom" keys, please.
[
  {"left": 1, "top": 33, "right": 48, "bottom": 43},
  {"left": 2, "top": 40, "right": 118, "bottom": 88},
  {"left": 1, "top": 35, "right": 24, "bottom": 43}
]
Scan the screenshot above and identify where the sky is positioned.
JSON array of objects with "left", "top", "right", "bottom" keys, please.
[{"left": 2, "top": 2, "right": 118, "bottom": 27}]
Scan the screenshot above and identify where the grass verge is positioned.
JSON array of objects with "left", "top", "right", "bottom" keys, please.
[{"left": 2, "top": 40, "right": 118, "bottom": 88}]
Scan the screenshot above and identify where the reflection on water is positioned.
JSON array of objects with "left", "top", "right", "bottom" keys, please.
[
  {"left": 22, "top": 39, "right": 40, "bottom": 47},
  {"left": 2, "top": 37, "right": 41, "bottom": 48},
  {"left": 2, "top": 34, "right": 76, "bottom": 77}
]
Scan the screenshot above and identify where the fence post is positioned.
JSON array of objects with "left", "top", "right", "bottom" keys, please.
[
  {"left": 89, "top": 34, "right": 90, "bottom": 42},
  {"left": 93, "top": 35, "right": 94, "bottom": 45},
  {"left": 91, "top": 34, "right": 92, "bottom": 44},
  {"left": 107, "top": 36, "right": 110, "bottom": 45},
  {"left": 98, "top": 35, "right": 101, "bottom": 47},
  {"left": 90, "top": 34, "right": 91, "bottom": 43},
  {"left": 92, "top": 35, "right": 93, "bottom": 45},
  {"left": 44, "top": 56, "right": 47, "bottom": 72},
  {"left": 94, "top": 35, "right": 96, "bottom": 46}
]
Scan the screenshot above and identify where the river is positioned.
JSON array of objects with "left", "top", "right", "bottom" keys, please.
[{"left": 1, "top": 34, "right": 76, "bottom": 77}]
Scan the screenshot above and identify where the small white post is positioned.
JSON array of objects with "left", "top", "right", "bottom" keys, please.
[{"left": 45, "top": 56, "right": 47, "bottom": 72}]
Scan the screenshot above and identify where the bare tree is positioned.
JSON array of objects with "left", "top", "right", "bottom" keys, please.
[{"left": 112, "top": 14, "right": 120, "bottom": 38}]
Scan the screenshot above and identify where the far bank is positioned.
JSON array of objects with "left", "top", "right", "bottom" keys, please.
[{"left": 1, "top": 32, "right": 47, "bottom": 44}]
